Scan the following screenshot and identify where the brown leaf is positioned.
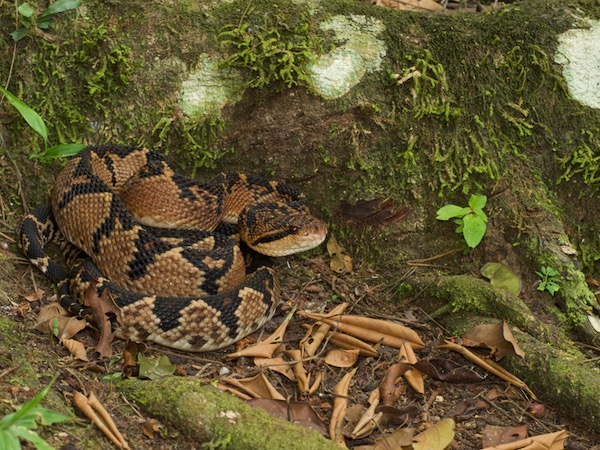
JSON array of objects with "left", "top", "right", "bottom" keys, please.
[
  {"left": 330, "top": 368, "right": 357, "bottom": 446},
  {"left": 300, "top": 312, "right": 424, "bottom": 350},
  {"left": 327, "top": 235, "right": 353, "bottom": 274},
  {"left": 413, "top": 418, "right": 455, "bottom": 450},
  {"left": 35, "top": 302, "right": 87, "bottom": 341},
  {"left": 324, "top": 349, "right": 360, "bottom": 368},
  {"left": 379, "top": 363, "right": 410, "bottom": 406},
  {"left": 463, "top": 321, "right": 525, "bottom": 360},
  {"left": 284, "top": 349, "right": 311, "bottom": 394},
  {"left": 398, "top": 340, "right": 424, "bottom": 394},
  {"left": 375, "top": 0, "right": 443, "bottom": 12},
  {"left": 220, "top": 372, "right": 285, "bottom": 400},
  {"left": 482, "top": 424, "right": 528, "bottom": 447},
  {"left": 142, "top": 419, "right": 162, "bottom": 440},
  {"left": 83, "top": 286, "right": 118, "bottom": 358},
  {"left": 413, "top": 358, "right": 487, "bottom": 383},
  {"left": 300, "top": 302, "right": 350, "bottom": 357},
  {"left": 62, "top": 338, "right": 89, "bottom": 361},
  {"left": 249, "top": 399, "right": 327, "bottom": 436},
  {"left": 376, "top": 404, "right": 419, "bottom": 428},
  {"left": 254, "top": 356, "right": 295, "bottom": 380},
  {"left": 23, "top": 288, "right": 45, "bottom": 302},
  {"left": 481, "top": 430, "right": 569, "bottom": 450},
  {"left": 341, "top": 198, "right": 410, "bottom": 226}
]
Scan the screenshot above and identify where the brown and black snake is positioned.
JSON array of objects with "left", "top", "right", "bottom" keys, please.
[{"left": 19, "top": 145, "right": 327, "bottom": 351}]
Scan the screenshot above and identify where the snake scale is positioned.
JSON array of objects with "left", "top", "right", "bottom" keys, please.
[{"left": 20, "top": 145, "right": 327, "bottom": 351}]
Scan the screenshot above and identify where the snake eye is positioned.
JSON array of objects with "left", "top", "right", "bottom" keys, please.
[{"left": 289, "top": 225, "right": 299, "bottom": 234}]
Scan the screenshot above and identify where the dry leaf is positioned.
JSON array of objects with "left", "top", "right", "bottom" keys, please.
[
  {"left": 350, "top": 389, "right": 381, "bottom": 439},
  {"left": 285, "top": 349, "right": 311, "bottom": 394},
  {"left": 327, "top": 235, "right": 353, "bottom": 274},
  {"left": 437, "top": 341, "right": 537, "bottom": 399},
  {"left": 413, "top": 358, "right": 487, "bottom": 383},
  {"left": 254, "top": 356, "right": 295, "bottom": 380},
  {"left": 324, "top": 349, "right": 360, "bottom": 368},
  {"left": 300, "top": 302, "right": 350, "bottom": 357},
  {"left": 481, "top": 430, "right": 569, "bottom": 450},
  {"left": 463, "top": 321, "right": 525, "bottom": 360},
  {"left": 23, "top": 288, "right": 45, "bottom": 302},
  {"left": 249, "top": 399, "right": 327, "bottom": 436},
  {"left": 142, "top": 419, "right": 163, "bottom": 440},
  {"left": 73, "top": 391, "right": 130, "bottom": 449},
  {"left": 82, "top": 286, "right": 119, "bottom": 358},
  {"left": 62, "top": 338, "right": 89, "bottom": 361},
  {"left": 482, "top": 424, "right": 528, "bottom": 447},
  {"left": 413, "top": 418, "right": 455, "bottom": 450},
  {"left": 330, "top": 368, "right": 357, "bottom": 446},
  {"left": 220, "top": 372, "right": 285, "bottom": 400},
  {"left": 375, "top": 0, "right": 443, "bottom": 12},
  {"left": 300, "top": 312, "right": 424, "bottom": 350},
  {"left": 398, "top": 340, "right": 424, "bottom": 394},
  {"left": 379, "top": 363, "right": 410, "bottom": 406},
  {"left": 228, "top": 309, "right": 294, "bottom": 359}
]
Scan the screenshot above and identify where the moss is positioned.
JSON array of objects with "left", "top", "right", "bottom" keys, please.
[{"left": 120, "top": 377, "right": 341, "bottom": 450}]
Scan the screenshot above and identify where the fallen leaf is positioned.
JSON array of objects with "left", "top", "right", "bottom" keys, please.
[
  {"left": 413, "top": 358, "right": 487, "bottom": 383},
  {"left": 482, "top": 424, "right": 528, "bottom": 447},
  {"left": 376, "top": 404, "right": 419, "bottom": 428},
  {"left": 413, "top": 418, "right": 455, "bottom": 450},
  {"left": 375, "top": 0, "right": 443, "bottom": 12},
  {"left": 220, "top": 372, "right": 285, "bottom": 400},
  {"left": 254, "top": 356, "right": 295, "bottom": 380},
  {"left": 300, "top": 302, "right": 350, "bottom": 357},
  {"left": 285, "top": 349, "right": 311, "bottom": 394},
  {"left": 330, "top": 368, "right": 357, "bottom": 446},
  {"left": 340, "top": 198, "right": 410, "bottom": 226},
  {"left": 23, "top": 288, "right": 45, "bottom": 302},
  {"left": 249, "top": 399, "right": 327, "bottom": 435},
  {"left": 327, "top": 235, "right": 353, "bottom": 274},
  {"left": 62, "top": 338, "right": 89, "bottom": 361},
  {"left": 379, "top": 363, "right": 410, "bottom": 406},
  {"left": 398, "top": 340, "right": 424, "bottom": 394},
  {"left": 138, "top": 354, "right": 176, "bottom": 380},
  {"left": 83, "top": 286, "right": 120, "bottom": 358},
  {"left": 300, "top": 312, "right": 424, "bottom": 350},
  {"left": 142, "top": 419, "right": 163, "bottom": 440},
  {"left": 228, "top": 309, "right": 294, "bottom": 359},
  {"left": 481, "top": 430, "right": 568, "bottom": 450},
  {"left": 324, "top": 349, "right": 360, "bottom": 368},
  {"left": 481, "top": 262, "right": 522, "bottom": 296},
  {"left": 463, "top": 321, "right": 525, "bottom": 360}
]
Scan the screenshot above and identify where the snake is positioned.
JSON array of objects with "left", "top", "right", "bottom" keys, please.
[{"left": 19, "top": 144, "right": 327, "bottom": 351}]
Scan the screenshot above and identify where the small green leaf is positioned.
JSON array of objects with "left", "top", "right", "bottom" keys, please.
[
  {"left": 44, "top": 143, "right": 86, "bottom": 159},
  {"left": 436, "top": 204, "right": 466, "bottom": 221},
  {"left": 468, "top": 194, "right": 487, "bottom": 210},
  {"left": 0, "top": 87, "right": 48, "bottom": 142},
  {"left": 481, "top": 262, "right": 522, "bottom": 296},
  {"left": 11, "top": 28, "right": 30, "bottom": 41},
  {"left": 39, "top": 0, "right": 81, "bottom": 21},
  {"left": 17, "top": 3, "right": 35, "bottom": 18},
  {"left": 138, "top": 354, "right": 176, "bottom": 380},
  {"left": 462, "top": 214, "right": 486, "bottom": 248}
]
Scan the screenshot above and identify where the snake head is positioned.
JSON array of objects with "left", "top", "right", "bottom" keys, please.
[{"left": 239, "top": 201, "right": 328, "bottom": 257}]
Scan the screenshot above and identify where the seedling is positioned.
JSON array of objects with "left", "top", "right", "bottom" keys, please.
[
  {"left": 0, "top": 86, "right": 85, "bottom": 159},
  {"left": 0, "top": 378, "right": 70, "bottom": 449},
  {"left": 12, "top": 0, "right": 81, "bottom": 42},
  {"left": 436, "top": 194, "right": 488, "bottom": 248},
  {"left": 536, "top": 266, "right": 561, "bottom": 296}
]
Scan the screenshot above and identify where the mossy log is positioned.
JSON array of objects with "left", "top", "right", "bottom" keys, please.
[{"left": 119, "top": 377, "right": 339, "bottom": 450}]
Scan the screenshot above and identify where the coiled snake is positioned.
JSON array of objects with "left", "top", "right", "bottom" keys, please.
[{"left": 20, "top": 145, "right": 327, "bottom": 351}]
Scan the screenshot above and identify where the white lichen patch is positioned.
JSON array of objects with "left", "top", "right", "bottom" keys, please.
[
  {"left": 307, "top": 15, "right": 386, "bottom": 99},
  {"left": 555, "top": 20, "right": 600, "bottom": 110},
  {"left": 179, "top": 55, "right": 242, "bottom": 118}
]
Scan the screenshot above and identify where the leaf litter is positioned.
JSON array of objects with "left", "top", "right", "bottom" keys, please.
[{"left": 25, "top": 239, "right": 576, "bottom": 449}]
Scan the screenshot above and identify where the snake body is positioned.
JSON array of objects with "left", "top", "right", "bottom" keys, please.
[{"left": 20, "top": 145, "right": 327, "bottom": 351}]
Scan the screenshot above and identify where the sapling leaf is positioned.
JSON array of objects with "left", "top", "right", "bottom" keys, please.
[
  {"left": 38, "top": 0, "right": 81, "bottom": 21},
  {"left": 17, "top": 3, "right": 35, "bottom": 18},
  {"left": 436, "top": 204, "right": 466, "bottom": 221},
  {"left": 462, "top": 214, "right": 486, "bottom": 248},
  {"left": 0, "top": 87, "right": 48, "bottom": 142},
  {"left": 45, "top": 143, "right": 86, "bottom": 159},
  {"left": 473, "top": 208, "right": 488, "bottom": 222},
  {"left": 11, "top": 28, "right": 30, "bottom": 41},
  {"left": 468, "top": 194, "right": 487, "bottom": 210}
]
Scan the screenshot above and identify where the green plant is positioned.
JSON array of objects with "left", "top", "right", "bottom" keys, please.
[
  {"left": 218, "top": 9, "right": 318, "bottom": 88},
  {"left": 12, "top": 0, "right": 81, "bottom": 42},
  {"left": 436, "top": 194, "right": 488, "bottom": 248},
  {"left": 0, "top": 378, "right": 70, "bottom": 449},
  {"left": 0, "top": 86, "right": 85, "bottom": 159},
  {"left": 535, "top": 266, "right": 561, "bottom": 296}
]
